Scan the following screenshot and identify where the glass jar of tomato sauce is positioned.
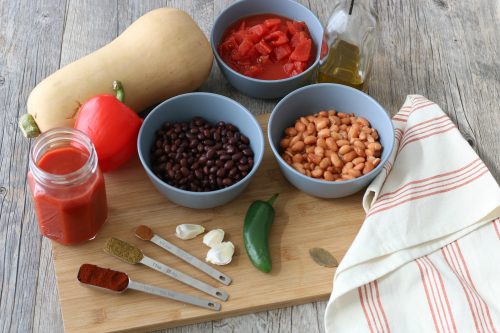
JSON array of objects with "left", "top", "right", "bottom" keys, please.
[{"left": 28, "top": 128, "right": 108, "bottom": 245}]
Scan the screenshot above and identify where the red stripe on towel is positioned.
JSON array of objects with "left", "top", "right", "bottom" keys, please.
[
  {"left": 376, "top": 159, "right": 480, "bottom": 202},
  {"left": 416, "top": 258, "right": 441, "bottom": 332},
  {"left": 454, "top": 243, "right": 497, "bottom": 333},
  {"left": 374, "top": 280, "right": 391, "bottom": 333},
  {"left": 367, "top": 167, "right": 488, "bottom": 218},
  {"left": 372, "top": 160, "right": 483, "bottom": 207},
  {"left": 442, "top": 245, "right": 482, "bottom": 332},
  {"left": 359, "top": 286, "right": 376, "bottom": 333},
  {"left": 398, "top": 123, "right": 456, "bottom": 154}
]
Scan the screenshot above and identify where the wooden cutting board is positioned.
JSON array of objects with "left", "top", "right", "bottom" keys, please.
[{"left": 52, "top": 113, "right": 365, "bottom": 333}]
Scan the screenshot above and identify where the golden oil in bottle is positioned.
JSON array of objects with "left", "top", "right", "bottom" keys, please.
[
  {"left": 317, "top": 0, "right": 378, "bottom": 91},
  {"left": 316, "top": 39, "right": 365, "bottom": 90}
]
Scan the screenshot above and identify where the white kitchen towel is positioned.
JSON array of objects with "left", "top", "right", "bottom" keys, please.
[{"left": 324, "top": 95, "right": 500, "bottom": 332}]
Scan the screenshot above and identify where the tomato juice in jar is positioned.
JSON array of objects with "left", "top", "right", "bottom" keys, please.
[{"left": 28, "top": 128, "right": 108, "bottom": 245}]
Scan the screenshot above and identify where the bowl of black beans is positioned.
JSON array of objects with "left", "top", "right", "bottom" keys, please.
[{"left": 137, "top": 92, "right": 265, "bottom": 209}]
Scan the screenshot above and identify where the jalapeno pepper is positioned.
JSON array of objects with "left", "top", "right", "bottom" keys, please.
[{"left": 243, "top": 194, "right": 279, "bottom": 273}]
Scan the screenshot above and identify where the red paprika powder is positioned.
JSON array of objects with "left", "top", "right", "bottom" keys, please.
[{"left": 77, "top": 264, "right": 129, "bottom": 292}]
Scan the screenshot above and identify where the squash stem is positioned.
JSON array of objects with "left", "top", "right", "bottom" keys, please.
[
  {"left": 113, "top": 80, "right": 125, "bottom": 103},
  {"left": 266, "top": 193, "right": 279, "bottom": 206},
  {"left": 18, "top": 114, "right": 41, "bottom": 138}
]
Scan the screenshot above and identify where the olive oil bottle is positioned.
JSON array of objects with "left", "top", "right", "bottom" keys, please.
[{"left": 316, "top": 0, "right": 378, "bottom": 91}]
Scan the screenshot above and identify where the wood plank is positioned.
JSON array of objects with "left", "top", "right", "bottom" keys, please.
[{"left": 0, "top": 0, "right": 67, "bottom": 332}]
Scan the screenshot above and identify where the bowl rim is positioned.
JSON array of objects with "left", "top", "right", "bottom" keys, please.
[
  {"left": 267, "top": 83, "right": 395, "bottom": 185},
  {"left": 210, "top": 0, "right": 323, "bottom": 84},
  {"left": 137, "top": 92, "right": 265, "bottom": 197}
]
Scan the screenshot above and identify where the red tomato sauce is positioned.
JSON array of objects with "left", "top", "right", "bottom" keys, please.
[
  {"left": 28, "top": 146, "right": 108, "bottom": 245},
  {"left": 218, "top": 14, "right": 316, "bottom": 80}
]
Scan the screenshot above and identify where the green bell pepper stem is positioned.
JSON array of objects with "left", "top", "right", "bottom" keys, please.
[{"left": 113, "top": 80, "right": 125, "bottom": 103}]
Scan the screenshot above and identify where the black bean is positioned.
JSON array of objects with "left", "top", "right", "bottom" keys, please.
[
  {"left": 150, "top": 116, "right": 254, "bottom": 192},
  {"left": 216, "top": 168, "right": 226, "bottom": 178},
  {"left": 232, "top": 152, "right": 243, "bottom": 161},
  {"left": 206, "top": 148, "right": 216, "bottom": 159},
  {"left": 229, "top": 167, "right": 238, "bottom": 177},
  {"left": 238, "top": 164, "right": 249, "bottom": 172},
  {"left": 198, "top": 155, "right": 207, "bottom": 164}
]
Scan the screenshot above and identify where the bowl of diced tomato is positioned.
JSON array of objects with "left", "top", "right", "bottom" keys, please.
[{"left": 211, "top": 0, "right": 324, "bottom": 99}]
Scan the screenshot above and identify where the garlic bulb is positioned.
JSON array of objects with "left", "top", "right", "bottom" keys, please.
[
  {"left": 203, "top": 229, "right": 225, "bottom": 248},
  {"left": 206, "top": 241, "right": 235, "bottom": 265},
  {"left": 175, "top": 224, "right": 205, "bottom": 240}
]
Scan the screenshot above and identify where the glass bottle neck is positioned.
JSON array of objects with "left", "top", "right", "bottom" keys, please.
[{"left": 29, "top": 128, "right": 98, "bottom": 187}]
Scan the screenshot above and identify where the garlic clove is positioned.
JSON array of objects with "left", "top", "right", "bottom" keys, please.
[
  {"left": 206, "top": 241, "right": 235, "bottom": 266},
  {"left": 203, "top": 229, "right": 225, "bottom": 248},
  {"left": 175, "top": 224, "right": 205, "bottom": 240}
]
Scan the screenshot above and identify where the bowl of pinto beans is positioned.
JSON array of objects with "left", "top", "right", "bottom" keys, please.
[{"left": 268, "top": 83, "right": 395, "bottom": 198}]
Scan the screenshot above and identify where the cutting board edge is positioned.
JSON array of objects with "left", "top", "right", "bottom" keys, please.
[{"left": 61, "top": 292, "right": 331, "bottom": 333}]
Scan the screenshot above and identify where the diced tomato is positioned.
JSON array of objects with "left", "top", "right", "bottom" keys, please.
[
  {"left": 291, "top": 31, "right": 307, "bottom": 48},
  {"left": 243, "top": 65, "right": 264, "bottom": 77},
  {"left": 283, "top": 62, "right": 294, "bottom": 75},
  {"left": 274, "top": 44, "right": 292, "bottom": 61},
  {"left": 286, "top": 20, "right": 306, "bottom": 35},
  {"left": 248, "top": 24, "right": 269, "bottom": 38},
  {"left": 218, "top": 14, "right": 314, "bottom": 80},
  {"left": 264, "top": 18, "right": 281, "bottom": 29},
  {"left": 293, "top": 61, "right": 306, "bottom": 72},
  {"left": 220, "top": 35, "right": 237, "bottom": 51},
  {"left": 265, "top": 30, "right": 289, "bottom": 46},
  {"left": 257, "top": 55, "right": 270, "bottom": 64},
  {"left": 233, "top": 30, "right": 246, "bottom": 43},
  {"left": 290, "top": 38, "right": 312, "bottom": 61},
  {"left": 255, "top": 40, "right": 273, "bottom": 55},
  {"left": 238, "top": 39, "right": 254, "bottom": 57}
]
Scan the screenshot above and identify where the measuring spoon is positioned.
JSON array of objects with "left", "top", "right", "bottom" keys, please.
[
  {"left": 104, "top": 238, "right": 228, "bottom": 301},
  {"left": 135, "top": 225, "right": 232, "bottom": 286},
  {"left": 77, "top": 264, "right": 220, "bottom": 311}
]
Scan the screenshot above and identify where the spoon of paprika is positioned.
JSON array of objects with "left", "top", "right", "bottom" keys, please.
[{"left": 77, "top": 263, "right": 220, "bottom": 311}]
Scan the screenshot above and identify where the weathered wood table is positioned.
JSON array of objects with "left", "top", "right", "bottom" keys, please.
[{"left": 1, "top": 0, "right": 498, "bottom": 332}]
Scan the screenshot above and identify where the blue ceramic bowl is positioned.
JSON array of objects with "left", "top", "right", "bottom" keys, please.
[
  {"left": 138, "top": 93, "right": 265, "bottom": 209},
  {"left": 268, "top": 84, "right": 395, "bottom": 198},
  {"left": 211, "top": 0, "right": 323, "bottom": 99}
]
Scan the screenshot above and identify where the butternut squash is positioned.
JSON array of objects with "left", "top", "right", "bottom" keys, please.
[{"left": 24, "top": 8, "right": 213, "bottom": 135}]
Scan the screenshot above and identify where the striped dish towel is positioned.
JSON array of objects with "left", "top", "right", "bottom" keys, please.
[{"left": 324, "top": 95, "right": 500, "bottom": 332}]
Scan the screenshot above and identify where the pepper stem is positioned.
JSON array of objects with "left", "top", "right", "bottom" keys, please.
[
  {"left": 266, "top": 193, "right": 279, "bottom": 206},
  {"left": 113, "top": 80, "right": 125, "bottom": 103}
]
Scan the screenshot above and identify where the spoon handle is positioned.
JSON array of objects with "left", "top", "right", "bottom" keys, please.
[
  {"left": 151, "top": 234, "right": 232, "bottom": 285},
  {"left": 140, "top": 255, "right": 229, "bottom": 301},
  {"left": 127, "top": 279, "right": 221, "bottom": 311}
]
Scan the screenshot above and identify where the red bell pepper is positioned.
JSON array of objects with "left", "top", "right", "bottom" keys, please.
[{"left": 75, "top": 81, "right": 143, "bottom": 172}]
